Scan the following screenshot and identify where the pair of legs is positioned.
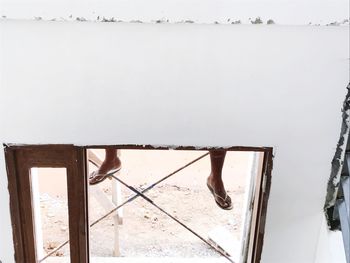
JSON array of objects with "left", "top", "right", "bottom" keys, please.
[{"left": 89, "top": 149, "right": 231, "bottom": 210}]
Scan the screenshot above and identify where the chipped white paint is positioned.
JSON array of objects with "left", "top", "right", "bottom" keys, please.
[
  {"left": 0, "top": 20, "right": 349, "bottom": 263},
  {"left": 325, "top": 93, "right": 350, "bottom": 209},
  {"left": 0, "top": 0, "right": 349, "bottom": 25}
]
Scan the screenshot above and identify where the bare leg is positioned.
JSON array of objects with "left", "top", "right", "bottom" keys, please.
[{"left": 207, "top": 150, "right": 232, "bottom": 209}]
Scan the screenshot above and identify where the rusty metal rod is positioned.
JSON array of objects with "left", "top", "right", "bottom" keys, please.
[
  {"left": 110, "top": 173, "right": 235, "bottom": 263},
  {"left": 39, "top": 152, "right": 209, "bottom": 262}
]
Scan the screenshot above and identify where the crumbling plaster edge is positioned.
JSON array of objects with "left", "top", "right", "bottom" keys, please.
[
  {"left": 324, "top": 82, "right": 350, "bottom": 226},
  {"left": 0, "top": 16, "right": 349, "bottom": 27}
]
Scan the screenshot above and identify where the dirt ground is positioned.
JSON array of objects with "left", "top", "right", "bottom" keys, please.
[{"left": 37, "top": 150, "right": 253, "bottom": 261}]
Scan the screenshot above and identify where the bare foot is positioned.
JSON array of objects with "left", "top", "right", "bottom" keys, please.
[
  {"left": 98, "top": 157, "right": 121, "bottom": 174},
  {"left": 207, "top": 173, "right": 232, "bottom": 210},
  {"left": 207, "top": 173, "right": 227, "bottom": 197},
  {"left": 89, "top": 157, "right": 121, "bottom": 185}
]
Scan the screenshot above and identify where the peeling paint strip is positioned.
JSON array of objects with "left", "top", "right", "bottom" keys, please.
[{"left": 324, "top": 83, "right": 350, "bottom": 225}]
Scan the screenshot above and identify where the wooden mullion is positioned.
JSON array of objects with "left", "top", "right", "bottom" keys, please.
[
  {"left": 9, "top": 149, "right": 39, "bottom": 263},
  {"left": 66, "top": 147, "right": 89, "bottom": 263},
  {"left": 5, "top": 148, "right": 25, "bottom": 263}
]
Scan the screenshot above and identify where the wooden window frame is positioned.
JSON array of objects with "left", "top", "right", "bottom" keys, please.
[
  {"left": 5, "top": 145, "right": 89, "bottom": 263},
  {"left": 4, "top": 144, "right": 273, "bottom": 263}
]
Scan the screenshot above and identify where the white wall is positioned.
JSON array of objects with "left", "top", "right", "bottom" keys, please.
[
  {"left": 315, "top": 217, "right": 347, "bottom": 263},
  {"left": 0, "top": 21, "right": 349, "bottom": 263}
]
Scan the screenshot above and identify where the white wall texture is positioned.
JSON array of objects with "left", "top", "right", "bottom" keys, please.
[
  {"left": 315, "top": 217, "right": 347, "bottom": 263},
  {"left": 0, "top": 19, "right": 349, "bottom": 263}
]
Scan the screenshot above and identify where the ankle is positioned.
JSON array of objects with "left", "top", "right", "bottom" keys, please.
[{"left": 208, "top": 173, "right": 219, "bottom": 185}]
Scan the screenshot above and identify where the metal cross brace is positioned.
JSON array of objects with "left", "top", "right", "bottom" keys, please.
[
  {"left": 110, "top": 173, "right": 235, "bottom": 263},
  {"left": 40, "top": 152, "right": 209, "bottom": 261}
]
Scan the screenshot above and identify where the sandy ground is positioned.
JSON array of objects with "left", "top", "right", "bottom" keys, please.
[{"left": 36, "top": 150, "right": 254, "bottom": 261}]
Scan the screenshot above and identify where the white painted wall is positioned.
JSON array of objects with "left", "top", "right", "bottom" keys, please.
[
  {"left": 0, "top": 20, "right": 349, "bottom": 263},
  {"left": 315, "top": 217, "right": 347, "bottom": 263}
]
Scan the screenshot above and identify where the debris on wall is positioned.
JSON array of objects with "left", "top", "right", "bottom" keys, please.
[
  {"left": 2, "top": 14, "right": 350, "bottom": 26},
  {"left": 324, "top": 83, "right": 350, "bottom": 228}
]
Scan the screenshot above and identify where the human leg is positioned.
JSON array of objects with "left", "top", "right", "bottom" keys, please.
[{"left": 207, "top": 150, "right": 232, "bottom": 210}]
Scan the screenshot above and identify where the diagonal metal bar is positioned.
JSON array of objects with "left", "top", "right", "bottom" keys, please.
[
  {"left": 39, "top": 152, "right": 209, "bottom": 262},
  {"left": 110, "top": 174, "right": 235, "bottom": 263},
  {"left": 91, "top": 152, "right": 209, "bottom": 227}
]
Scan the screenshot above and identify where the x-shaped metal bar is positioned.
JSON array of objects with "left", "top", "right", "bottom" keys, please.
[
  {"left": 110, "top": 173, "right": 234, "bottom": 262},
  {"left": 40, "top": 152, "right": 234, "bottom": 263}
]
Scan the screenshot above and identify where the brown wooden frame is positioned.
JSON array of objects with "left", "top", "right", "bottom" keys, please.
[
  {"left": 4, "top": 145, "right": 89, "bottom": 263},
  {"left": 251, "top": 148, "right": 273, "bottom": 262},
  {"left": 4, "top": 144, "right": 273, "bottom": 263}
]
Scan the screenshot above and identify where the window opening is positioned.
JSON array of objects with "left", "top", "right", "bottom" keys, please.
[
  {"left": 4, "top": 145, "right": 272, "bottom": 263},
  {"left": 85, "top": 149, "right": 263, "bottom": 263}
]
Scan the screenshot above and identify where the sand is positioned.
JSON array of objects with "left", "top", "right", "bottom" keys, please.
[{"left": 36, "top": 150, "right": 253, "bottom": 261}]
